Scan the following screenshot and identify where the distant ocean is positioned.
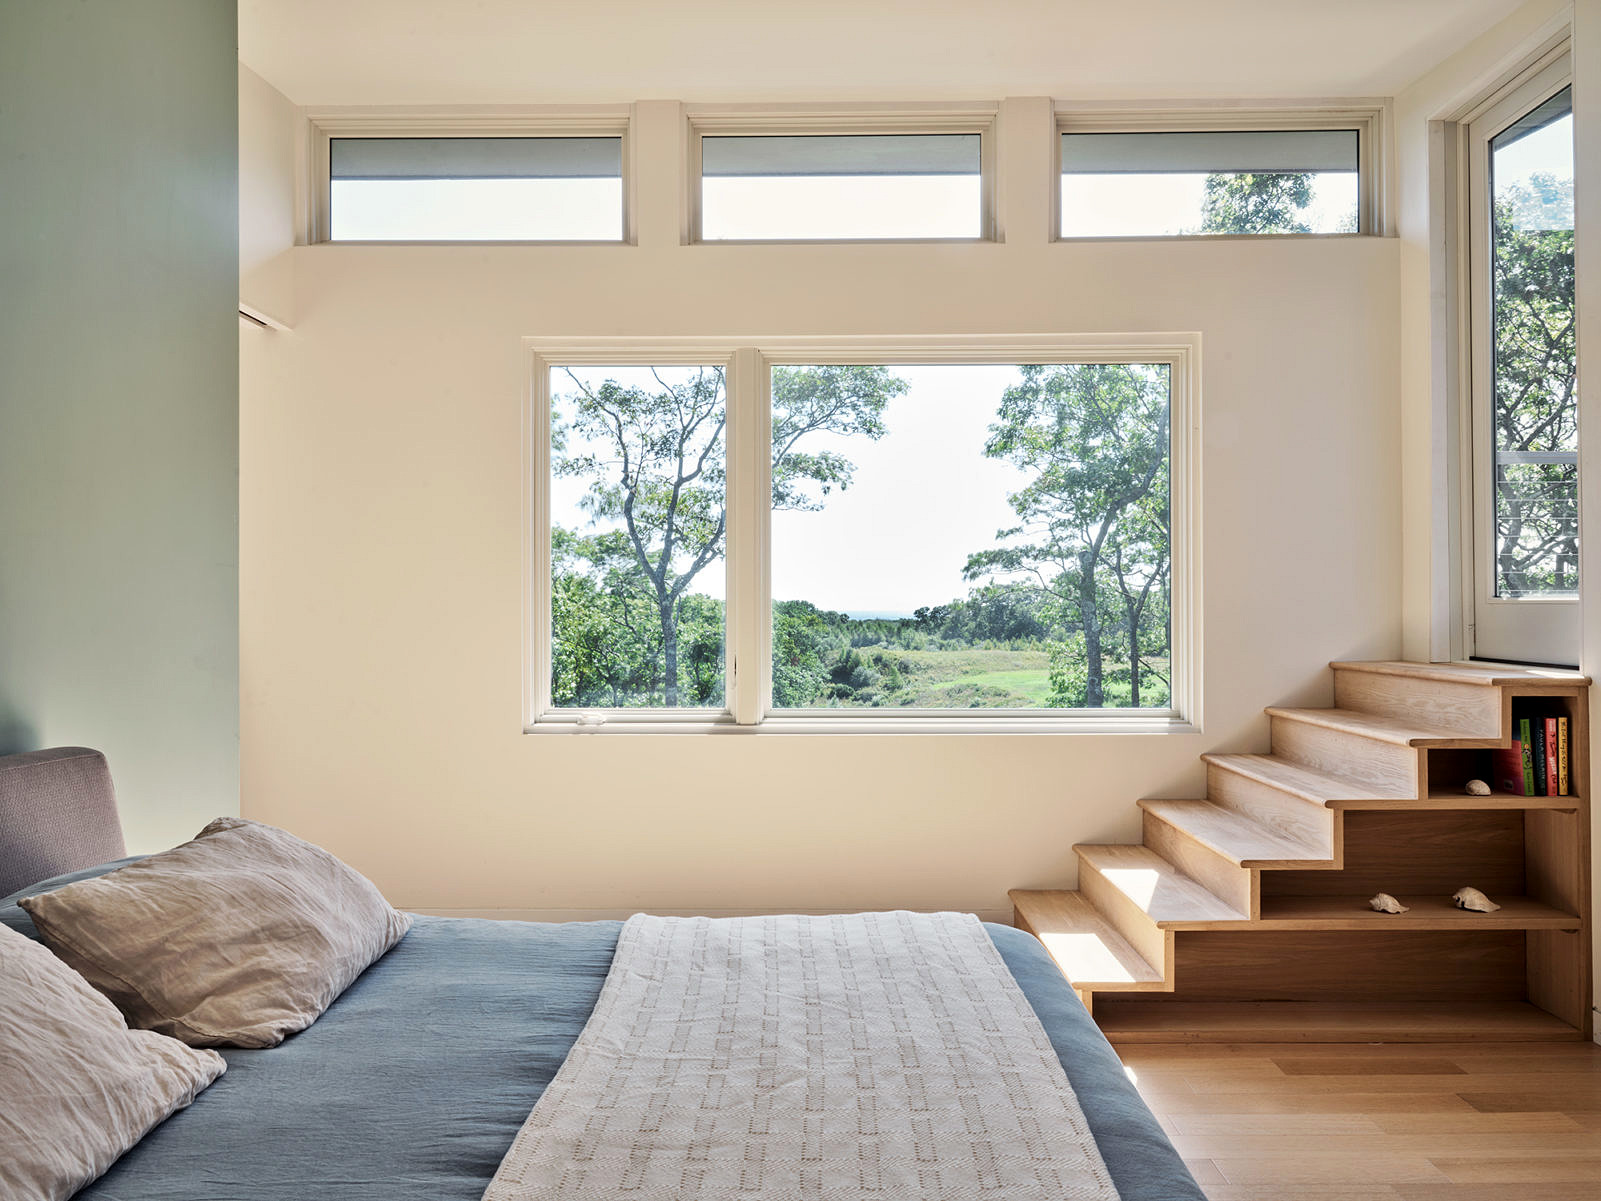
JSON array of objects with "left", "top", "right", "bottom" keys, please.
[{"left": 842, "top": 610, "right": 915, "bottom": 621}]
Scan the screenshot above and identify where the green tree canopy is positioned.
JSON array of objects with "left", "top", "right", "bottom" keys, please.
[
  {"left": 551, "top": 364, "right": 905, "bottom": 706},
  {"left": 965, "top": 363, "right": 1169, "bottom": 707},
  {"left": 1200, "top": 172, "right": 1314, "bottom": 234}
]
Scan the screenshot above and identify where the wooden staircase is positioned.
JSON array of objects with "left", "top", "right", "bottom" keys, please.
[{"left": 1013, "top": 661, "right": 1593, "bottom": 1044}]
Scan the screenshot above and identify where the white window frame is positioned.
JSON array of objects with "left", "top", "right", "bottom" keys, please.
[
  {"left": 305, "top": 107, "right": 634, "bottom": 245},
  {"left": 684, "top": 103, "right": 999, "bottom": 245},
  {"left": 1054, "top": 102, "right": 1389, "bottom": 241},
  {"left": 1437, "top": 44, "right": 1577, "bottom": 667},
  {"left": 525, "top": 334, "right": 1201, "bottom": 734}
]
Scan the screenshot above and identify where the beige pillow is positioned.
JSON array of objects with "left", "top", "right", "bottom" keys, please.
[
  {"left": 19, "top": 817, "right": 412, "bottom": 1048},
  {"left": 0, "top": 923, "right": 225, "bottom": 1201}
]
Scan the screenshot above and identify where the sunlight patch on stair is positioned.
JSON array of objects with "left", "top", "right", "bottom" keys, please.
[
  {"left": 1039, "top": 931, "right": 1140, "bottom": 983},
  {"left": 1103, "top": 867, "right": 1161, "bottom": 907}
]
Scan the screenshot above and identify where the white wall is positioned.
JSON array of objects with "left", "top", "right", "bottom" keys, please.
[
  {"left": 240, "top": 98, "right": 1402, "bottom": 920},
  {"left": 0, "top": 0, "right": 239, "bottom": 854},
  {"left": 239, "top": 63, "right": 298, "bottom": 325}
]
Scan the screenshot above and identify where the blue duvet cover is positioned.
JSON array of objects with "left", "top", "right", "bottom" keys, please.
[{"left": 2, "top": 865, "right": 1202, "bottom": 1201}]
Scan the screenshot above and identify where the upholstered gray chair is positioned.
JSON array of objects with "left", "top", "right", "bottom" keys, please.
[{"left": 0, "top": 747, "right": 125, "bottom": 896}]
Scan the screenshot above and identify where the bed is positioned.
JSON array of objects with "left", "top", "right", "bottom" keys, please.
[{"left": 0, "top": 748, "right": 1204, "bottom": 1201}]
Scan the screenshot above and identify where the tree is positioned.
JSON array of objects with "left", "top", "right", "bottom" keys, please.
[
  {"left": 1490, "top": 173, "right": 1576, "bottom": 596},
  {"left": 1200, "top": 172, "right": 1313, "bottom": 235},
  {"left": 964, "top": 364, "right": 1169, "bottom": 707},
  {"left": 551, "top": 364, "right": 905, "bottom": 706}
]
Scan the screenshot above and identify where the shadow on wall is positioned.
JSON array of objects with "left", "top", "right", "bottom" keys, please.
[{"left": 0, "top": 707, "right": 40, "bottom": 756}]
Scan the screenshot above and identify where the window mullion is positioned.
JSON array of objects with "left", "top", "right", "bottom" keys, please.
[
  {"left": 725, "top": 347, "right": 769, "bottom": 724},
  {"left": 528, "top": 353, "right": 554, "bottom": 721}
]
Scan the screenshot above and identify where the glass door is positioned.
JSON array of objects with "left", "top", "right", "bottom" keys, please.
[{"left": 1468, "top": 67, "right": 1578, "bottom": 665}]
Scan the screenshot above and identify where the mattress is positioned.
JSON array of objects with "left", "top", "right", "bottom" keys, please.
[{"left": 2, "top": 865, "right": 1203, "bottom": 1201}]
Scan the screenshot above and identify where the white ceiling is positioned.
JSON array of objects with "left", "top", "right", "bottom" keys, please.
[{"left": 240, "top": 0, "right": 1529, "bottom": 107}]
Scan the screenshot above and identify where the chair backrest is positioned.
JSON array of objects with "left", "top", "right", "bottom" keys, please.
[{"left": 0, "top": 747, "right": 126, "bottom": 897}]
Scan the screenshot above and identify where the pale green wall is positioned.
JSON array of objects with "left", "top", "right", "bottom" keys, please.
[{"left": 0, "top": 1, "right": 239, "bottom": 851}]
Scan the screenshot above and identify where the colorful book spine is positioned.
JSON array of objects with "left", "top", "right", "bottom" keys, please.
[
  {"left": 1531, "top": 719, "right": 1547, "bottom": 796},
  {"left": 1558, "top": 716, "right": 1569, "bottom": 796},
  {"left": 1544, "top": 717, "right": 1559, "bottom": 796},
  {"left": 1493, "top": 741, "right": 1527, "bottom": 796},
  {"left": 1519, "top": 717, "right": 1536, "bottom": 796}
]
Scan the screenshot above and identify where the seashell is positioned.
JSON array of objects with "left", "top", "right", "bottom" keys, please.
[
  {"left": 1368, "top": 892, "right": 1409, "bottom": 914},
  {"left": 1452, "top": 886, "right": 1501, "bottom": 912},
  {"left": 1465, "top": 778, "right": 1491, "bottom": 796}
]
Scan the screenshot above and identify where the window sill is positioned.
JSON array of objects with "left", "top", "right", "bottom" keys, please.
[{"left": 524, "top": 712, "right": 1199, "bottom": 736}]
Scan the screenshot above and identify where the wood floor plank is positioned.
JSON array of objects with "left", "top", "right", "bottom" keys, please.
[
  {"left": 1370, "top": 1112, "right": 1586, "bottom": 1134},
  {"left": 1174, "top": 1071, "right": 1601, "bottom": 1096},
  {"left": 1171, "top": 1132, "right": 1601, "bottom": 1159},
  {"left": 1394, "top": 1187, "right": 1601, "bottom": 1201},
  {"left": 1460, "top": 1091, "right": 1601, "bottom": 1113},
  {"left": 1138, "top": 1091, "right": 1479, "bottom": 1115},
  {"left": 1210, "top": 1154, "right": 1451, "bottom": 1184},
  {"left": 1183, "top": 1158, "right": 1227, "bottom": 1185},
  {"left": 1126, "top": 1039, "right": 1601, "bottom": 1199},
  {"left": 1429, "top": 1156, "right": 1601, "bottom": 1184},
  {"left": 1168, "top": 1113, "right": 1384, "bottom": 1136},
  {"left": 1272, "top": 1056, "right": 1466, "bottom": 1076}
]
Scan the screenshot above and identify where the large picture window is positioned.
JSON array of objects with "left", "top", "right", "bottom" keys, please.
[{"left": 529, "top": 339, "right": 1196, "bottom": 730}]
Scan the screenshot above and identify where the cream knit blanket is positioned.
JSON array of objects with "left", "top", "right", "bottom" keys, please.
[{"left": 483, "top": 911, "right": 1119, "bottom": 1201}]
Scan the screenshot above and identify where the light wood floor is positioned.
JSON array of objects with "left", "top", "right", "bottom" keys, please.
[{"left": 1121, "top": 1039, "right": 1601, "bottom": 1200}]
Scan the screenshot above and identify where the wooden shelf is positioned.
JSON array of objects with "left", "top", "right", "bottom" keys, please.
[
  {"left": 1095, "top": 1000, "right": 1583, "bottom": 1044},
  {"left": 1256, "top": 894, "right": 1581, "bottom": 931},
  {"left": 1332, "top": 789, "right": 1581, "bottom": 811}
]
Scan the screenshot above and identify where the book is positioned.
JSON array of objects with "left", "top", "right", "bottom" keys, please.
[
  {"left": 1518, "top": 717, "right": 1536, "bottom": 796},
  {"left": 1544, "top": 716, "right": 1559, "bottom": 796},
  {"left": 1493, "top": 740, "right": 1527, "bottom": 795},
  {"left": 1530, "top": 718, "right": 1547, "bottom": 796},
  {"left": 1557, "top": 716, "right": 1569, "bottom": 795}
]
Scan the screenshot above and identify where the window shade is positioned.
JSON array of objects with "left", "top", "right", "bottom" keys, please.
[
  {"left": 1062, "top": 129, "right": 1358, "bottom": 174},
  {"left": 702, "top": 134, "right": 980, "bottom": 177},
  {"left": 330, "top": 137, "right": 622, "bottom": 181},
  {"left": 1492, "top": 86, "right": 1572, "bottom": 153}
]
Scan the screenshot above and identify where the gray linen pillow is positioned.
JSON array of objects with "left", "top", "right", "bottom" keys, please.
[
  {"left": 0, "top": 923, "right": 225, "bottom": 1201},
  {"left": 19, "top": 817, "right": 412, "bottom": 1048}
]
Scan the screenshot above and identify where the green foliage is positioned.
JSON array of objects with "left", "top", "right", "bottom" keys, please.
[
  {"left": 551, "top": 365, "right": 903, "bottom": 707},
  {"left": 1491, "top": 173, "right": 1577, "bottom": 595},
  {"left": 966, "top": 364, "right": 1170, "bottom": 708},
  {"left": 1199, "top": 172, "right": 1314, "bottom": 235},
  {"left": 551, "top": 359, "right": 1176, "bottom": 714}
]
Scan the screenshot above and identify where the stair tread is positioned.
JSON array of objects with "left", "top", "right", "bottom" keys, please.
[
  {"left": 1075, "top": 844, "right": 1249, "bottom": 926},
  {"left": 1204, "top": 752, "right": 1413, "bottom": 803},
  {"left": 1265, "top": 706, "right": 1486, "bottom": 746},
  {"left": 1331, "top": 660, "right": 1589, "bottom": 688},
  {"left": 1137, "top": 798, "right": 1332, "bottom": 864},
  {"left": 1009, "top": 890, "right": 1165, "bottom": 987}
]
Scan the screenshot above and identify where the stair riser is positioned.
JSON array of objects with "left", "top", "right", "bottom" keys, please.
[
  {"left": 1205, "top": 762, "right": 1337, "bottom": 849},
  {"left": 1333, "top": 668, "right": 1503, "bottom": 737},
  {"left": 1270, "top": 716, "right": 1423, "bottom": 796},
  {"left": 1077, "top": 855, "right": 1170, "bottom": 971},
  {"left": 1142, "top": 810, "right": 1256, "bottom": 916}
]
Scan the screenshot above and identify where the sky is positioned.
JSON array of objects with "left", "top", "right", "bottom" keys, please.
[
  {"left": 1493, "top": 104, "right": 1574, "bottom": 231},
  {"left": 550, "top": 363, "right": 1160, "bottom": 617}
]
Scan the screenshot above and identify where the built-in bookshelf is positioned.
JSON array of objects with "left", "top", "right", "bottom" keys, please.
[{"left": 1014, "top": 662, "right": 1592, "bottom": 1043}]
